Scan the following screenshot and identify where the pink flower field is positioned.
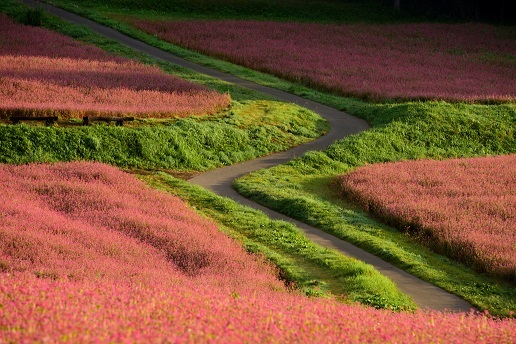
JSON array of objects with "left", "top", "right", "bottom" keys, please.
[
  {"left": 337, "top": 155, "right": 516, "bottom": 281},
  {"left": 0, "top": 15, "right": 230, "bottom": 119},
  {"left": 131, "top": 19, "right": 516, "bottom": 102},
  {"left": 0, "top": 162, "right": 515, "bottom": 342}
]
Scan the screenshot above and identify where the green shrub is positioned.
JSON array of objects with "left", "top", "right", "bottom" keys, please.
[{"left": 23, "top": 7, "right": 42, "bottom": 26}]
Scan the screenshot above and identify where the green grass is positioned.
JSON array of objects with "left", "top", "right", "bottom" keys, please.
[
  {"left": 44, "top": 0, "right": 407, "bottom": 23},
  {"left": 138, "top": 171, "right": 417, "bottom": 311},
  {"left": 0, "top": 0, "right": 327, "bottom": 170},
  {"left": 234, "top": 101, "right": 516, "bottom": 317},
  {"left": 0, "top": 107, "right": 323, "bottom": 169}
]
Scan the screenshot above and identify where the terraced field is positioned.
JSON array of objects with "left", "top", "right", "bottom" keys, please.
[
  {"left": 1, "top": 0, "right": 515, "bottom": 341},
  {"left": 131, "top": 19, "right": 515, "bottom": 102}
]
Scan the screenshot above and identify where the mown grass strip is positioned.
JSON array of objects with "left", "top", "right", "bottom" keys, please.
[{"left": 138, "top": 172, "right": 417, "bottom": 311}]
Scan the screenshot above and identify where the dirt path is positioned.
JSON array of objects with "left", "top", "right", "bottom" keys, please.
[{"left": 23, "top": 0, "right": 473, "bottom": 312}]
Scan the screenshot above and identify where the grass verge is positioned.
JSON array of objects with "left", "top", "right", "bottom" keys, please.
[
  {"left": 42, "top": 0, "right": 407, "bottom": 23},
  {"left": 138, "top": 171, "right": 417, "bottom": 311}
]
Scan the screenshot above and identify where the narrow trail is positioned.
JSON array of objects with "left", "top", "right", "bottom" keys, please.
[{"left": 24, "top": 0, "right": 473, "bottom": 312}]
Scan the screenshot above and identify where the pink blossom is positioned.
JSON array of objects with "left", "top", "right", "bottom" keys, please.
[
  {"left": 0, "top": 15, "right": 230, "bottom": 119},
  {"left": 337, "top": 154, "right": 516, "bottom": 280},
  {"left": 130, "top": 19, "right": 516, "bottom": 102},
  {"left": 0, "top": 161, "right": 514, "bottom": 342}
]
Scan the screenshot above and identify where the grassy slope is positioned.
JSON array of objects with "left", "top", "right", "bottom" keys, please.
[
  {"left": 235, "top": 102, "right": 516, "bottom": 316},
  {"left": 0, "top": 101, "right": 324, "bottom": 170},
  {"left": 13, "top": 0, "right": 516, "bottom": 314}
]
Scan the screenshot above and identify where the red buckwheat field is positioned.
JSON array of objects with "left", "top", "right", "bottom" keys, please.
[
  {"left": 131, "top": 19, "right": 516, "bottom": 102},
  {"left": 0, "top": 162, "right": 514, "bottom": 342},
  {"left": 337, "top": 154, "right": 516, "bottom": 281},
  {"left": 0, "top": 15, "right": 230, "bottom": 119},
  {"left": 1, "top": 0, "right": 516, "bottom": 340}
]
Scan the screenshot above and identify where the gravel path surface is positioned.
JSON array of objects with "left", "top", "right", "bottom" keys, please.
[{"left": 23, "top": 0, "right": 473, "bottom": 312}]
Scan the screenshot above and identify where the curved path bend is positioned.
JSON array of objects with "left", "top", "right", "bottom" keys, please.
[{"left": 25, "top": 0, "right": 473, "bottom": 312}]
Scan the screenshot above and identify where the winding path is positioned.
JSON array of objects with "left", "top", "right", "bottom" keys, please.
[{"left": 24, "top": 0, "right": 473, "bottom": 312}]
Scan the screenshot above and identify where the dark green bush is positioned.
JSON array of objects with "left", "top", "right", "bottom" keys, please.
[{"left": 23, "top": 7, "right": 42, "bottom": 26}]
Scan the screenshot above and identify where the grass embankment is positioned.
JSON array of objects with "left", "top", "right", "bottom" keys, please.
[
  {"left": 0, "top": 0, "right": 326, "bottom": 171},
  {"left": 235, "top": 102, "right": 516, "bottom": 317}
]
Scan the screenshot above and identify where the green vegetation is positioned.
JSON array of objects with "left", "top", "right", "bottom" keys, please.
[
  {"left": 22, "top": 6, "right": 42, "bottom": 26},
  {"left": 234, "top": 101, "right": 516, "bottom": 317},
  {"left": 0, "top": 106, "right": 323, "bottom": 169},
  {"left": 44, "top": 0, "right": 406, "bottom": 23},
  {"left": 139, "top": 172, "right": 417, "bottom": 311}
]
